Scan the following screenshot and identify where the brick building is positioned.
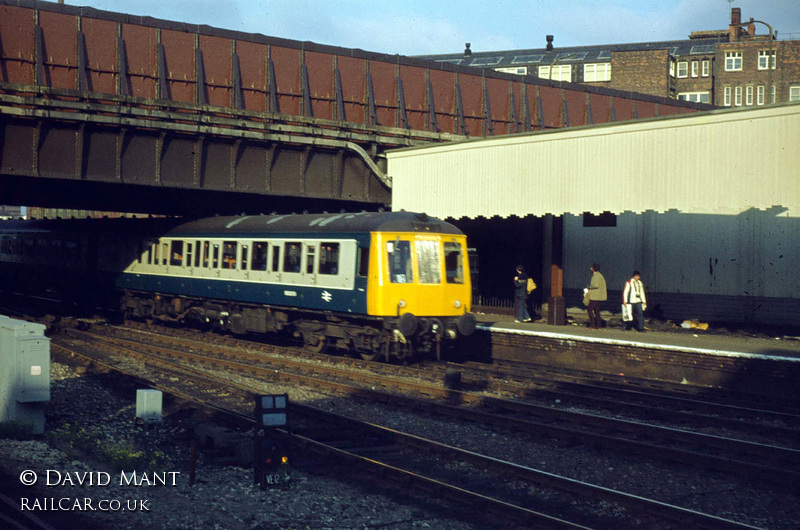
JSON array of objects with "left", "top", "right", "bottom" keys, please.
[{"left": 419, "top": 8, "right": 800, "bottom": 108}]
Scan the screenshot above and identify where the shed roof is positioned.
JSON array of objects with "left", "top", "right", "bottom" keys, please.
[{"left": 387, "top": 104, "right": 800, "bottom": 219}]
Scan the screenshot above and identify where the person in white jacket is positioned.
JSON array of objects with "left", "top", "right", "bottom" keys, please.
[{"left": 622, "top": 271, "right": 647, "bottom": 332}]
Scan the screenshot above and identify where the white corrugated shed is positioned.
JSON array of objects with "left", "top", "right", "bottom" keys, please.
[{"left": 388, "top": 103, "right": 800, "bottom": 218}]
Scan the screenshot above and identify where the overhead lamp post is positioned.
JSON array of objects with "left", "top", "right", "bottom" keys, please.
[{"left": 736, "top": 19, "right": 775, "bottom": 104}]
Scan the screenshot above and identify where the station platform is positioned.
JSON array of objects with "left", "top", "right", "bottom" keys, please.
[
  {"left": 476, "top": 311, "right": 800, "bottom": 362},
  {"left": 471, "top": 310, "right": 800, "bottom": 401}
]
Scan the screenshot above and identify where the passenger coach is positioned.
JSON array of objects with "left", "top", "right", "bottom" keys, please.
[{"left": 119, "top": 211, "right": 476, "bottom": 360}]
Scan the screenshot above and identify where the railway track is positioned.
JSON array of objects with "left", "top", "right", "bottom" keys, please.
[
  {"left": 59, "top": 324, "right": 800, "bottom": 489},
  {"left": 50, "top": 330, "right": 760, "bottom": 529}
]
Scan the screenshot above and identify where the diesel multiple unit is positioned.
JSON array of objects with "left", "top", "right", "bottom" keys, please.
[{"left": 0, "top": 212, "right": 476, "bottom": 361}]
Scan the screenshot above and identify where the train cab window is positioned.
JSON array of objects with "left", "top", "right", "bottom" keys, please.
[
  {"left": 283, "top": 242, "right": 301, "bottom": 273},
  {"left": 241, "top": 244, "right": 248, "bottom": 270},
  {"left": 416, "top": 240, "right": 441, "bottom": 284},
  {"left": 170, "top": 241, "right": 184, "bottom": 266},
  {"left": 306, "top": 245, "right": 316, "bottom": 274},
  {"left": 212, "top": 244, "right": 220, "bottom": 268},
  {"left": 444, "top": 241, "right": 464, "bottom": 284},
  {"left": 319, "top": 243, "right": 340, "bottom": 275},
  {"left": 271, "top": 245, "right": 281, "bottom": 272},
  {"left": 251, "top": 242, "right": 268, "bottom": 271},
  {"left": 222, "top": 241, "right": 237, "bottom": 269},
  {"left": 387, "top": 240, "right": 413, "bottom": 283}
]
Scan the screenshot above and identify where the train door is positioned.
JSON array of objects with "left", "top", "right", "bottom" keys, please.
[
  {"left": 379, "top": 235, "right": 418, "bottom": 315},
  {"left": 270, "top": 243, "right": 282, "bottom": 283},
  {"left": 240, "top": 242, "right": 250, "bottom": 280},
  {"left": 305, "top": 242, "right": 317, "bottom": 285}
]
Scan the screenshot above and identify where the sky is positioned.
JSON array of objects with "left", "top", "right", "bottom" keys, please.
[{"left": 64, "top": 0, "right": 800, "bottom": 56}]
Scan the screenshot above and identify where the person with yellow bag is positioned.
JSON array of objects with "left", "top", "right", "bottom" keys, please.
[{"left": 513, "top": 265, "right": 533, "bottom": 323}]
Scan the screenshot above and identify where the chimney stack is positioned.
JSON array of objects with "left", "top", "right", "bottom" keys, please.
[
  {"left": 546, "top": 35, "right": 554, "bottom": 51},
  {"left": 729, "top": 7, "right": 742, "bottom": 42}
]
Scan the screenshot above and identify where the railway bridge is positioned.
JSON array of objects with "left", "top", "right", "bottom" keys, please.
[{"left": 0, "top": 0, "right": 712, "bottom": 216}]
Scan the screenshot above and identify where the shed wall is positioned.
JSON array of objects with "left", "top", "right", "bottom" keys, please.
[{"left": 563, "top": 209, "right": 800, "bottom": 325}]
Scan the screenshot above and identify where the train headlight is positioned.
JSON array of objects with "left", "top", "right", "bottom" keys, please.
[
  {"left": 454, "top": 300, "right": 462, "bottom": 308},
  {"left": 397, "top": 299, "right": 407, "bottom": 308}
]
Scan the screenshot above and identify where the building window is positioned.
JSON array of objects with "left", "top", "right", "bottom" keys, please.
[
  {"left": 702, "top": 59, "right": 710, "bottom": 77},
  {"left": 791, "top": 86, "right": 800, "bottom": 102},
  {"left": 734, "top": 86, "right": 742, "bottom": 106},
  {"left": 677, "top": 92, "right": 710, "bottom": 103},
  {"left": 724, "top": 86, "right": 732, "bottom": 106},
  {"left": 691, "top": 61, "right": 699, "bottom": 77},
  {"left": 539, "top": 64, "right": 572, "bottom": 82},
  {"left": 583, "top": 63, "right": 611, "bottom": 82},
  {"left": 677, "top": 61, "right": 688, "bottom": 78},
  {"left": 771, "top": 85, "right": 777, "bottom": 103},
  {"left": 725, "top": 51, "right": 742, "bottom": 71},
  {"left": 669, "top": 59, "right": 676, "bottom": 78},
  {"left": 757, "top": 85, "right": 765, "bottom": 105},
  {"left": 495, "top": 66, "right": 527, "bottom": 75},
  {"left": 758, "top": 50, "right": 776, "bottom": 70},
  {"left": 745, "top": 86, "right": 753, "bottom": 105}
]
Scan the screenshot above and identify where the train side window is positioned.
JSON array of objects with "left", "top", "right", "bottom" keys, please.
[
  {"left": 306, "top": 244, "right": 316, "bottom": 274},
  {"left": 358, "top": 247, "right": 370, "bottom": 276},
  {"left": 241, "top": 244, "right": 248, "bottom": 270},
  {"left": 186, "top": 242, "right": 193, "bottom": 267},
  {"left": 416, "top": 240, "right": 441, "bottom": 284},
  {"left": 170, "top": 241, "right": 184, "bottom": 266},
  {"left": 212, "top": 244, "right": 219, "bottom": 268},
  {"left": 283, "top": 242, "right": 301, "bottom": 273},
  {"left": 271, "top": 245, "right": 281, "bottom": 272},
  {"left": 251, "top": 242, "right": 268, "bottom": 271},
  {"left": 202, "top": 241, "right": 210, "bottom": 268},
  {"left": 222, "top": 241, "right": 237, "bottom": 269},
  {"left": 387, "top": 240, "right": 413, "bottom": 283},
  {"left": 444, "top": 241, "right": 464, "bottom": 284},
  {"left": 319, "top": 243, "right": 340, "bottom": 275}
]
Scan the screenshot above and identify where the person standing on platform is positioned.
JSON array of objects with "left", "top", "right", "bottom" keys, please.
[
  {"left": 623, "top": 271, "right": 647, "bottom": 332},
  {"left": 586, "top": 263, "right": 607, "bottom": 329},
  {"left": 513, "top": 265, "right": 532, "bottom": 323}
]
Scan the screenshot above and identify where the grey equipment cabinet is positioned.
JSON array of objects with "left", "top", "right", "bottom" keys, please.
[{"left": 0, "top": 315, "right": 50, "bottom": 433}]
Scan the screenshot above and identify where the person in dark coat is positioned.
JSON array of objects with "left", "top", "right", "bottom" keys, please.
[{"left": 513, "top": 265, "right": 532, "bottom": 323}]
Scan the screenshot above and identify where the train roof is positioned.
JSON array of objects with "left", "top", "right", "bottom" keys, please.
[{"left": 167, "top": 211, "right": 464, "bottom": 238}]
